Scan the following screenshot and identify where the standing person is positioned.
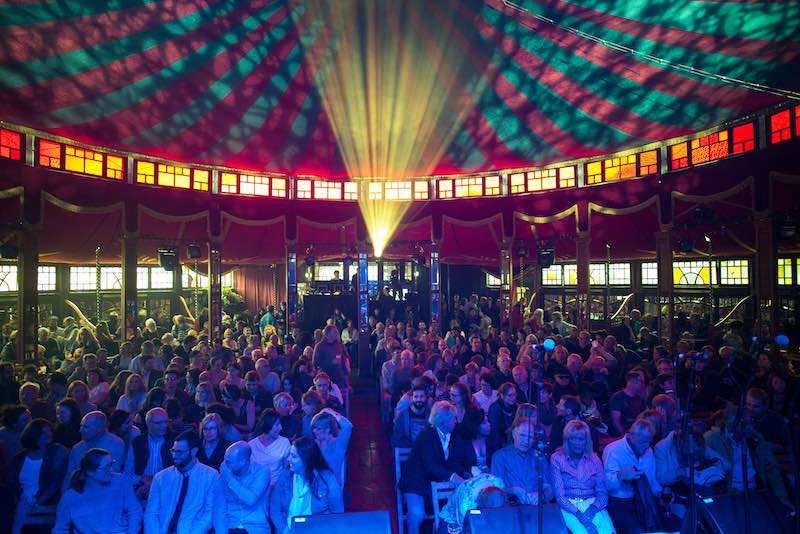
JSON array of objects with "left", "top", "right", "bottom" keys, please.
[
  {"left": 550, "top": 420, "right": 614, "bottom": 534},
  {"left": 144, "top": 430, "right": 221, "bottom": 534},
  {"left": 270, "top": 436, "right": 344, "bottom": 534},
  {"left": 248, "top": 409, "right": 291, "bottom": 489},
  {"left": 196, "top": 413, "right": 231, "bottom": 471},
  {"left": 313, "top": 324, "right": 347, "bottom": 390},
  {"left": 53, "top": 448, "right": 142, "bottom": 534},
  {"left": 218, "top": 441, "right": 271, "bottom": 534},
  {"left": 10, "top": 419, "right": 68, "bottom": 534}
]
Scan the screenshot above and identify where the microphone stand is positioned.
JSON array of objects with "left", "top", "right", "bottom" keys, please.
[
  {"left": 734, "top": 356, "right": 759, "bottom": 534},
  {"left": 679, "top": 354, "right": 698, "bottom": 534},
  {"left": 532, "top": 344, "right": 548, "bottom": 534},
  {"left": 790, "top": 379, "right": 800, "bottom": 534}
]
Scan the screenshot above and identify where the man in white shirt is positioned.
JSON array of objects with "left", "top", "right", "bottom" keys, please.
[
  {"left": 219, "top": 441, "right": 270, "bottom": 534},
  {"left": 144, "top": 430, "right": 221, "bottom": 534},
  {"left": 602, "top": 419, "right": 662, "bottom": 533}
]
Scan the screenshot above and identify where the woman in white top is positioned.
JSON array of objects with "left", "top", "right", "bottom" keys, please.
[
  {"left": 115, "top": 373, "right": 147, "bottom": 414},
  {"left": 310, "top": 408, "right": 353, "bottom": 486},
  {"left": 472, "top": 372, "right": 498, "bottom": 415},
  {"left": 249, "top": 409, "right": 291, "bottom": 487}
]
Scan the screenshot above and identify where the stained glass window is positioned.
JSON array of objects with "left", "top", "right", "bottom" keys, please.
[
  {"left": 563, "top": 264, "right": 577, "bottom": 285},
  {"left": 641, "top": 262, "right": 658, "bottom": 285},
  {"left": 528, "top": 169, "right": 558, "bottom": 191},
  {"left": 638, "top": 150, "right": 658, "bottom": 175},
  {"left": 777, "top": 258, "right": 793, "bottom": 286},
  {"left": 454, "top": 177, "right": 482, "bottom": 197},
  {"left": 157, "top": 164, "right": 191, "bottom": 189},
  {"left": 137, "top": 267, "right": 150, "bottom": 289},
  {"left": 150, "top": 267, "right": 173, "bottom": 289},
  {"left": 0, "top": 264, "right": 17, "bottom": 292},
  {"left": 368, "top": 182, "right": 383, "bottom": 200},
  {"left": 221, "top": 271, "right": 234, "bottom": 287},
  {"left": 385, "top": 181, "right": 412, "bottom": 201},
  {"left": 510, "top": 173, "right": 525, "bottom": 194},
  {"left": 271, "top": 177, "right": 287, "bottom": 198},
  {"left": 100, "top": 267, "right": 123, "bottom": 290},
  {"left": 589, "top": 264, "right": 605, "bottom": 285},
  {"left": 559, "top": 166, "right": 576, "bottom": 188},
  {"left": 719, "top": 259, "right": 749, "bottom": 285},
  {"left": 70, "top": 266, "right": 96, "bottom": 291},
  {"left": 542, "top": 265, "right": 563, "bottom": 286},
  {"left": 670, "top": 142, "right": 689, "bottom": 170},
  {"left": 673, "top": 260, "right": 716, "bottom": 285},
  {"left": 38, "top": 266, "right": 56, "bottom": 292},
  {"left": 438, "top": 179, "right": 453, "bottom": 199},
  {"left": 39, "top": 139, "right": 62, "bottom": 169},
  {"left": 691, "top": 131, "right": 729, "bottom": 165},
  {"left": 414, "top": 181, "right": 428, "bottom": 200},
  {"left": 586, "top": 161, "right": 603, "bottom": 185},
  {"left": 239, "top": 174, "right": 270, "bottom": 196},
  {"left": 0, "top": 129, "right": 22, "bottom": 160},
  {"left": 193, "top": 169, "right": 209, "bottom": 191},
  {"left": 344, "top": 181, "right": 358, "bottom": 200},
  {"left": 484, "top": 176, "right": 501, "bottom": 196},
  {"left": 314, "top": 180, "right": 342, "bottom": 200},
  {"left": 182, "top": 265, "right": 209, "bottom": 288},
  {"left": 106, "top": 156, "right": 124, "bottom": 180},
  {"left": 485, "top": 272, "right": 502, "bottom": 287},
  {"left": 65, "top": 146, "right": 104, "bottom": 177},
  {"left": 795, "top": 106, "right": 800, "bottom": 138},
  {"left": 732, "top": 123, "right": 755, "bottom": 154},
  {"left": 220, "top": 172, "right": 238, "bottom": 194},
  {"left": 296, "top": 179, "right": 312, "bottom": 199},
  {"left": 609, "top": 263, "right": 631, "bottom": 285},
  {"left": 136, "top": 161, "right": 156, "bottom": 185},
  {"left": 604, "top": 155, "right": 637, "bottom": 181},
  {"left": 770, "top": 110, "right": 791, "bottom": 144}
]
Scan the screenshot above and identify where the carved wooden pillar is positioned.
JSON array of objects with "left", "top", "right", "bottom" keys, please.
[
  {"left": 576, "top": 232, "right": 591, "bottom": 331},
  {"left": 655, "top": 228, "right": 674, "bottom": 347},
  {"left": 17, "top": 189, "right": 40, "bottom": 363},
  {"left": 753, "top": 216, "right": 776, "bottom": 330},
  {"left": 120, "top": 201, "right": 138, "bottom": 342}
]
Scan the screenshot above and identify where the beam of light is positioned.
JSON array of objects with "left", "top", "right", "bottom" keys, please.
[{"left": 293, "top": 0, "right": 494, "bottom": 257}]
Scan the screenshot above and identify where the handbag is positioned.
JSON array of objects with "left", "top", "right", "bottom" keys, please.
[{"left": 632, "top": 474, "right": 663, "bottom": 532}]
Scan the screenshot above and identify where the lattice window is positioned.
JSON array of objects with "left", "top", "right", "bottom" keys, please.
[
  {"left": 413, "top": 181, "right": 428, "bottom": 200},
  {"left": 670, "top": 142, "right": 689, "bottom": 170},
  {"left": 673, "top": 260, "right": 716, "bottom": 285},
  {"left": 316, "top": 263, "right": 344, "bottom": 281},
  {"left": 641, "top": 262, "right": 658, "bottom": 285},
  {"left": 271, "top": 177, "right": 286, "bottom": 198},
  {"left": 368, "top": 182, "right": 383, "bottom": 200},
  {"left": 100, "top": 266, "right": 123, "bottom": 290},
  {"left": 510, "top": 173, "right": 526, "bottom": 194},
  {"left": 0, "top": 264, "right": 17, "bottom": 292},
  {"left": 438, "top": 179, "right": 453, "bottom": 199},
  {"left": 542, "top": 265, "right": 563, "bottom": 286},
  {"left": 220, "top": 172, "right": 238, "bottom": 194},
  {"left": 528, "top": 169, "right": 557, "bottom": 191},
  {"left": 0, "top": 129, "right": 22, "bottom": 160},
  {"left": 771, "top": 110, "right": 792, "bottom": 144},
  {"left": 589, "top": 264, "right": 605, "bottom": 285},
  {"left": 39, "top": 139, "right": 62, "bottom": 169},
  {"left": 778, "top": 258, "right": 793, "bottom": 285},
  {"left": 38, "top": 266, "right": 56, "bottom": 292},
  {"left": 691, "top": 131, "right": 729, "bottom": 165},
  {"left": 485, "top": 272, "right": 501, "bottom": 287},
  {"left": 368, "top": 262, "right": 378, "bottom": 281},
  {"left": 720, "top": 259, "right": 749, "bottom": 285},
  {"left": 609, "top": 263, "right": 631, "bottom": 285},
  {"left": 221, "top": 271, "right": 234, "bottom": 287},
  {"left": 604, "top": 154, "right": 636, "bottom": 181},
  {"left": 314, "top": 180, "right": 342, "bottom": 200},
  {"left": 559, "top": 166, "right": 576, "bottom": 188},
  {"left": 385, "top": 181, "right": 412, "bottom": 201},
  {"left": 136, "top": 161, "right": 156, "bottom": 185},
  {"left": 65, "top": 146, "right": 104, "bottom": 177},
  {"left": 106, "top": 155, "right": 124, "bottom": 180},
  {"left": 485, "top": 175, "right": 500, "bottom": 196},
  {"left": 586, "top": 161, "right": 603, "bottom": 184},
  {"left": 638, "top": 150, "right": 658, "bottom": 176},
  {"left": 732, "top": 123, "right": 755, "bottom": 154},
  {"left": 70, "top": 266, "right": 97, "bottom": 291},
  {"left": 240, "top": 174, "right": 270, "bottom": 196},
  {"left": 563, "top": 264, "right": 577, "bottom": 285},
  {"left": 343, "top": 181, "right": 358, "bottom": 200},
  {"left": 193, "top": 170, "right": 209, "bottom": 191},
  {"left": 157, "top": 164, "right": 191, "bottom": 189},
  {"left": 137, "top": 267, "right": 150, "bottom": 290},
  {"left": 454, "top": 176, "right": 482, "bottom": 197},
  {"left": 182, "top": 265, "right": 209, "bottom": 288},
  {"left": 150, "top": 267, "right": 174, "bottom": 289},
  {"left": 296, "top": 179, "right": 312, "bottom": 199}
]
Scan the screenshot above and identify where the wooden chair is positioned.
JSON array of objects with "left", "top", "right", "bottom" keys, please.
[
  {"left": 431, "top": 481, "right": 458, "bottom": 532},
  {"left": 394, "top": 447, "right": 412, "bottom": 532}
]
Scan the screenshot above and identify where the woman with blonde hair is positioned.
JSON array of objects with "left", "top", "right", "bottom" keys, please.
[
  {"left": 67, "top": 380, "right": 96, "bottom": 415},
  {"left": 186, "top": 382, "right": 217, "bottom": 424},
  {"left": 116, "top": 373, "right": 147, "bottom": 413},
  {"left": 550, "top": 420, "right": 614, "bottom": 534},
  {"left": 196, "top": 413, "right": 230, "bottom": 470}
]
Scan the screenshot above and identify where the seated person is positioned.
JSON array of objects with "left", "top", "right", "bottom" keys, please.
[
  {"left": 549, "top": 395, "right": 599, "bottom": 454},
  {"left": 609, "top": 371, "right": 647, "bottom": 437},
  {"left": 491, "top": 415, "right": 553, "bottom": 505},
  {"left": 745, "top": 387, "right": 788, "bottom": 450},
  {"left": 399, "top": 401, "right": 476, "bottom": 534},
  {"left": 654, "top": 426, "right": 725, "bottom": 490},
  {"left": 392, "top": 383, "right": 431, "bottom": 448},
  {"left": 437, "top": 475, "right": 509, "bottom": 533},
  {"left": 550, "top": 420, "right": 615, "bottom": 534}
]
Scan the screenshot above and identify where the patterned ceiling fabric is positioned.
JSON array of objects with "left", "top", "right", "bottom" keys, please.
[{"left": 1, "top": 0, "right": 798, "bottom": 176}]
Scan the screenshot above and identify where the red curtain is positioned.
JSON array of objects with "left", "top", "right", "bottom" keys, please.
[{"left": 233, "top": 265, "right": 286, "bottom": 312}]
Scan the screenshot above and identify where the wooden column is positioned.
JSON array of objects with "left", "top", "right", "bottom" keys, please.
[
  {"left": 753, "top": 215, "right": 776, "bottom": 330},
  {"left": 655, "top": 228, "right": 674, "bottom": 347},
  {"left": 17, "top": 190, "right": 40, "bottom": 363},
  {"left": 357, "top": 246, "right": 371, "bottom": 375},
  {"left": 500, "top": 244, "right": 513, "bottom": 322},
  {"left": 286, "top": 243, "right": 298, "bottom": 330},
  {"left": 576, "top": 231, "right": 591, "bottom": 331},
  {"left": 207, "top": 242, "right": 223, "bottom": 339},
  {"left": 429, "top": 244, "right": 441, "bottom": 325},
  {"left": 120, "top": 235, "right": 138, "bottom": 342}
]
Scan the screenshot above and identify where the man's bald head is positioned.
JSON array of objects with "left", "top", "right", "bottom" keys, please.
[
  {"left": 224, "top": 441, "right": 252, "bottom": 475},
  {"left": 79, "top": 411, "right": 107, "bottom": 441}
]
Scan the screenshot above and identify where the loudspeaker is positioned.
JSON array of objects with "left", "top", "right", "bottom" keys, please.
[
  {"left": 463, "top": 505, "right": 567, "bottom": 534},
  {"left": 537, "top": 247, "right": 554, "bottom": 269},
  {"left": 186, "top": 244, "right": 202, "bottom": 259},
  {"left": 158, "top": 247, "right": 179, "bottom": 271},
  {"left": 0, "top": 244, "right": 18, "bottom": 259},
  {"left": 290, "top": 510, "right": 391, "bottom": 533},
  {"left": 686, "top": 490, "right": 791, "bottom": 534}
]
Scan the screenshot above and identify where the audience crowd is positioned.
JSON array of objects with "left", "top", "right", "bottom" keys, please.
[{"left": 0, "top": 294, "right": 796, "bottom": 534}]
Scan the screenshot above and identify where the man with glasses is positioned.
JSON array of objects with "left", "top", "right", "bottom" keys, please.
[
  {"left": 145, "top": 430, "right": 222, "bottom": 534},
  {"left": 310, "top": 372, "right": 344, "bottom": 414}
]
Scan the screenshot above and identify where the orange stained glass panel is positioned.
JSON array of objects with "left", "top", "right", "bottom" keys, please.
[
  {"left": 509, "top": 172, "right": 526, "bottom": 194},
  {"left": 770, "top": 110, "right": 791, "bottom": 144},
  {"left": 604, "top": 154, "right": 636, "bottom": 181},
  {"left": 732, "top": 123, "right": 755, "bottom": 154},
  {"left": 0, "top": 129, "right": 22, "bottom": 160},
  {"left": 670, "top": 142, "right": 688, "bottom": 170},
  {"left": 39, "top": 139, "right": 62, "bottom": 168},
  {"left": 271, "top": 177, "right": 287, "bottom": 197},
  {"left": 795, "top": 106, "right": 800, "bottom": 137},
  {"left": 106, "top": 155, "right": 124, "bottom": 180},
  {"left": 136, "top": 161, "right": 155, "bottom": 184},
  {"left": 438, "top": 179, "right": 453, "bottom": 199},
  {"left": 691, "top": 130, "right": 728, "bottom": 164},
  {"left": 192, "top": 169, "right": 209, "bottom": 191},
  {"left": 558, "top": 166, "right": 576, "bottom": 188},
  {"left": 157, "top": 164, "right": 191, "bottom": 188},
  {"left": 586, "top": 161, "right": 602, "bottom": 184},
  {"left": 638, "top": 150, "right": 658, "bottom": 175},
  {"left": 220, "top": 172, "right": 238, "bottom": 194},
  {"left": 64, "top": 146, "right": 103, "bottom": 176}
]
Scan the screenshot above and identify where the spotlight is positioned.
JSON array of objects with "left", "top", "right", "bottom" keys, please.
[
  {"left": 304, "top": 255, "right": 315, "bottom": 267},
  {"left": 516, "top": 244, "right": 529, "bottom": 258},
  {"left": 158, "top": 247, "right": 179, "bottom": 271},
  {"left": 537, "top": 246, "right": 555, "bottom": 269},
  {"left": 703, "top": 235, "right": 712, "bottom": 243},
  {"left": 0, "top": 244, "right": 18, "bottom": 259},
  {"left": 678, "top": 240, "right": 695, "bottom": 253},
  {"left": 776, "top": 214, "right": 797, "bottom": 240},
  {"left": 693, "top": 207, "right": 715, "bottom": 223},
  {"left": 414, "top": 253, "right": 426, "bottom": 266},
  {"left": 186, "top": 244, "right": 202, "bottom": 260},
  {"left": 343, "top": 256, "right": 354, "bottom": 267}
]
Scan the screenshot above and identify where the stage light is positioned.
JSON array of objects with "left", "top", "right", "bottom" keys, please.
[
  {"left": 0, "top": 244, "right": 18, "bottom": 259},
  {"left": 158, "top": 247, "right": 178, "bottom": 271},
  {"left": 186, "top": 244, "right": 202, "bottom": 260},
  {"left": 704, "top": 235, "right": 712, "bottom": 243},
  {"left": 678, "top": 240, "right": 694, "bottom": 253},
  {"left": 293, "top": 0, "right": 493, "bottom": 257},
  {"left": 537, "top": 247, "right": 555, "bottom": 269},
  {"left": 343, "top": 256, "right": 354, "bottom": 267}
]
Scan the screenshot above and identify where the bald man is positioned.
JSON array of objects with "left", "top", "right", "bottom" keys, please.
[
  {"left": 63, "top": 411, "right": 125, "bottom": 491},
  {"left": 218, "top": 441, "right": 271, "bottom": 534}
]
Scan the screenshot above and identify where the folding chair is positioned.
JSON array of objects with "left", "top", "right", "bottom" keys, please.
[
  {"left": 431, "top": 481, "right": 458, "bottom": 532},
  {"left": 394, "top": 447, "right": 412, "bottom": 531}
]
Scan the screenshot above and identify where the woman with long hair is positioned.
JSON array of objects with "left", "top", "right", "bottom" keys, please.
[
  {"left": 53, "top": 448, "right": 141, "bottom": 534},
  {"left": 67, "top": 380, "right": 97, "bottom": 415},
  {"left": 86, "top": 368, "right": 110, "bottom": 408},
  {"left": 449, "top": 382, "right": 485, "bottom": 441},
  {"left": 248, "top": 409, "right": 291, "bottom": 488},
  {"left": 186, "top": 381, "right": 217, "bottom": 424},
  {"left": 270, "top": 436, "right": 343, "bottom": 534},
  {"left": 11, "top": 419, "right": 68, "bottom": 534},
  {"left": 108, "top": 370, "right": 132, "bottom": 407},
  {"left": 115, "top": 373, "right": 147, "bottom": 414},
  {"left": 309, "top": 408, "right": 353, "bottom": 486},
  {"left": 76, "top": 327, "right": 100, "bottom": 355},
  {"left": 53, "top": 398, "right": 82, "bottom": 448},
  {"left": 196, "top": 413, "right": 231, "bottom": 471},
  {"left": 281, "top": 372, "right": 302, "bottom": 404},
  {"left": 108, "top": 408, "right": 140, "bottom": 466},
  {"left": 222, "top": 384, "right": 256, "bottom": 438},
  {"left": 135, "top": 387, "right": 166, "bottom": 426}
]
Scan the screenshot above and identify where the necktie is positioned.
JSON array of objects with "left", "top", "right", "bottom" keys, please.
[{"left": 167, "top": 472, "right": 189, "bottom": 534}]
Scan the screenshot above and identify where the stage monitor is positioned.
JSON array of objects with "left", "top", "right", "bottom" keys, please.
[
  {"left": 290, "top": 510, "right": 391, "bottom": 534},
  {"left": 463, "top": 504, "right": 567, "bottom": 534}
]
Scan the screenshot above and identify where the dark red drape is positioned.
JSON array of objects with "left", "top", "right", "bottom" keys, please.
[{"left": 233, "top": 264, "right": 286, "bottom": 311}]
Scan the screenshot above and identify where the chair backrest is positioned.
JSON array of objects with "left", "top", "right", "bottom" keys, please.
[
  {"left": 431, "top": 480, "right": 458, "bottom": 530},
  {"left": 23, "top": 505, "right": 57, "bottom": 525},
  {"left": 394, "top": 447, "right": 411, "bottom": 485}
]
